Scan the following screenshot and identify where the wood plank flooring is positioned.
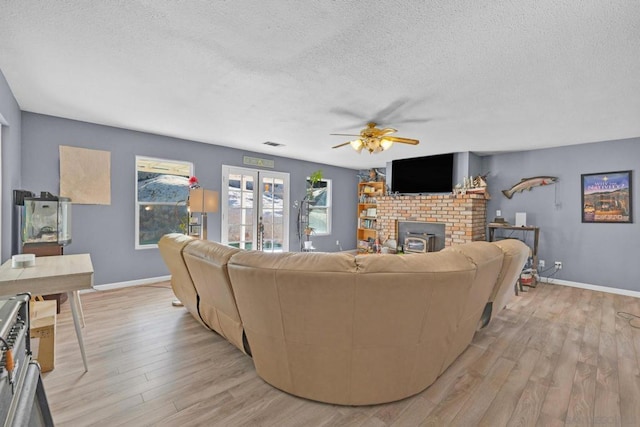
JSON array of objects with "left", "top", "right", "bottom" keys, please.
[{"left": 41, "top": 282, "right": 640, "bottom": 426}]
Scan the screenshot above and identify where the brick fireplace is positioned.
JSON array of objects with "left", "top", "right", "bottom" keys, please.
[{"left": 376, "top": 193, "right": 488, "bottom": 248}]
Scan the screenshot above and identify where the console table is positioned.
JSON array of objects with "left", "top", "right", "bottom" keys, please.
[
  {"left": 488, "top": 224, "right": 539, "bottom": 287},
  {"left": 0, "top": 254, "right": 93, "bottom": 371}
]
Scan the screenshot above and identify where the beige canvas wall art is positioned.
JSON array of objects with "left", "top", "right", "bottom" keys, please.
[{"left": 59, "top": 145, "right": 111, "bottom": 205}]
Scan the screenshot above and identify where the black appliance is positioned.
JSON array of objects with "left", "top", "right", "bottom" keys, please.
[{"left": 0, "top": 295, "right": 54, "bottom": 426}]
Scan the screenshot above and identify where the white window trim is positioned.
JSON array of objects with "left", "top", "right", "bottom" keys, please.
[
  {"left": 307, "top": 177, "right": 332, "bottom": 236},
  {"left": 135, "top": 155, "right": 193, "bottom": 250}
]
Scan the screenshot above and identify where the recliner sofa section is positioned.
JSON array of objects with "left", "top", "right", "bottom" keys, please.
[
  {"left": 158, "top": 233, "right": 249, "bottom": 354},
  {"left": 157, "top": 233, "right": 205, "bottom": 328},
  {"left": 158, "top": 234, "right": 529, "bottom": 405}
]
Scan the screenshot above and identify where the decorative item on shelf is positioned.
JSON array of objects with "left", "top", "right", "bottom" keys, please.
[
  {"left": 357, "top": 168, "right": 386, "bottom": 182},
  {"left": 357, "top": 168, "right": 384, "bottom": 182},
  {"left": 453, "top": 173, "right": 490, "bottom": 199}
]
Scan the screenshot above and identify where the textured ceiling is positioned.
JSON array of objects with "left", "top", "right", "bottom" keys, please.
[{"left": 1, "top": 1, "right": 639, "bottom": 169}]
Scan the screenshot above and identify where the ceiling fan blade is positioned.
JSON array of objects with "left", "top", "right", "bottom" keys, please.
[
  {"left": 331, "top": 141, "right": 353, "bottom": 149},
  {"left": 378, "top": 127, "right": 397, "bottom": 136},
  {"left": 382, "top": 136, "right": 420, "bottom": 145},
  {"left": 392, "top": 117, "right": 434, "bottom": 124},
  {"left": 330, "top": 133, "right": 360, "bottom": 137},
  {"left": 371, "top": 99, "right": 410, "bottom": 123},
  {"left": 329, "top": 107, "right": 367, "bottom": 120}
]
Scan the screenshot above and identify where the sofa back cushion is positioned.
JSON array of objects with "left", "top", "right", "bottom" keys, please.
[
  {"left": 353, "top": 251, "right": 478, "bottom": 403},
  {"left": 228, "top": 250, "right": 357, "bottom": 396},
  {"left": 158, "top": 233, "right": 203, "bottom": 327},
  {"left": 440, "top": 242, "right": 504, "bottom": 370},
  {"left": 228, "top": 249, "right": 484, "bottom": 405},
  {"left": 182, "top": 239, "right": 245, "bottom": 353}
]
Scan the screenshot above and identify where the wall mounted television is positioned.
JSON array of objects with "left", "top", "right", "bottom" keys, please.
[{"left": 391, "top": 153, "right": 454, "bottom": 194}]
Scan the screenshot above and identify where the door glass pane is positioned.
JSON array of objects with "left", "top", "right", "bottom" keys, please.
[
  {"left": 228, "top": 225, "right": 241, "bottom": 243},
  {"left": 263, "top": 219, "right": 273, "bottom": 240},
  {"left": 262, "top": 179, "right": 274, "bottom": 208},
  {"left": 260, "top": 174, "right": 286, "bottom": 253},
  {"left": 273, "top": 178, "right": 284, "bottom": 197},
  {"left": 243, "top": 209, "right": 254, "bottom": 225},
  {"left": 228, "top": 207, "right": 242, "bottom": 225},
  {"left": 242, "top": 188, "right": 253, "bottom": 208},
  {"left": 242, "top": 175, "right": 253, "bottom": 190},
  {"left": 228, "top": 190, "right": 242, "bottom": 208}
]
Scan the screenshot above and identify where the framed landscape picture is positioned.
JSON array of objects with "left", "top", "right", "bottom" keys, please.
[{"left": 581, "top": 170, "right": 632, "bottom": 223}]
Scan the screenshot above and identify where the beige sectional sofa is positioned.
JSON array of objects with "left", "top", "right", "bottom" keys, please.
[{"left": 158, "top": 233, "right": 528, "bottom": 405}]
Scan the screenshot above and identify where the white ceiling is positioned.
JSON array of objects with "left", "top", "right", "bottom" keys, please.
[{"left": 1, "top": 1, "right": 639, "bottom": 169}]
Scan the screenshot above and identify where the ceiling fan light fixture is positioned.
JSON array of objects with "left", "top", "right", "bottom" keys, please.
[
  {"left": 331, "top": 122, "right": 419, "bottom": 154},
  {"left": 350, "top": 139, "right": 364, "bottom": 151},
  {"left": 380, "top": 139, "right": 394, "bottom": 150}
]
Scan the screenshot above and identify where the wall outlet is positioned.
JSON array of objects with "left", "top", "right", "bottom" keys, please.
[
  {"left": 336, "top": 240, "right": 340, "bottom": 246},
  {"left": 555, "top": 261, "right": 563, "bottom": 270},
  {"left": 539, "top": 260, "right": 545, "bottom": 268}
]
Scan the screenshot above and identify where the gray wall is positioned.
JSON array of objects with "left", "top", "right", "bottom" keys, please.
[
  {"left": 8, "top": 75, "right": 639, "bottom": 291},
  {"left": 453, "top": 151, "right": 484, "bottom": 186},
  {"left": 482, "top": 138, "right": 640, "bottom": 291},
  {"left": 0, "top": 69, "right": 22, "bottom": 262},
  {"left": 20, "top": 112, "right": 358, "bottom": 285}
]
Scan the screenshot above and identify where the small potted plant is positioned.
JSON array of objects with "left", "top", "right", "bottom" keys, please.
[{"left": 306, "top": 169, "right": 323, "bottom": 200}]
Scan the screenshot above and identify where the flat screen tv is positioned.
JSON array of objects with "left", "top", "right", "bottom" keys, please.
[{"left": 391, "top": 153, "right": 454, "bottom": 194}]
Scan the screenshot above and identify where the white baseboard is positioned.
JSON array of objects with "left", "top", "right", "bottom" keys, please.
[
  {"left": 92, "top": 275, "right": 171, "bottom": 292},
  {"left": 91, "top": 274, "right": 639, "bottom": 299},
  {"left": 539, "top": 276, "right": 640, "bottom": 299}
]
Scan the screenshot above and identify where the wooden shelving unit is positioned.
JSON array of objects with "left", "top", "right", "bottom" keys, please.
[{"left": 357, "top": 181, "right": 385, "bottom": 253}]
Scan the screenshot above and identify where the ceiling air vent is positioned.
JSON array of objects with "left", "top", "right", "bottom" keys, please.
[{"left": 263, "top": 141, "right": 285, "bottom": 147}]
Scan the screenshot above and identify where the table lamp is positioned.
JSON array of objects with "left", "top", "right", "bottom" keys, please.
[{"left": 189, "top": 188, "right": 219, "bottom": 240}]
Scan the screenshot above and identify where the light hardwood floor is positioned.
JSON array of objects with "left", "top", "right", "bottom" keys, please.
[{"left": 41, "top": 281, "right": 640, "bottom": 426}]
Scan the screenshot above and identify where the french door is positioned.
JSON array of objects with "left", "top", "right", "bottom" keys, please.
[{"left": 221, "top": 165, "right": 289, "bottom": 252}]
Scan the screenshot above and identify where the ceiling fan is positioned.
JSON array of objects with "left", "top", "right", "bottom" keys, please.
[{"left": 331, "top": 122, "right": 419, "bottom": 154}]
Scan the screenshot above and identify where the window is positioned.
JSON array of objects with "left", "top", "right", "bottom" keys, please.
[
  {"left": 307, "top": 178, "right": 331, "bottom": 235},
  {"left": 135, "top": 156, "right": 193, "bottom": 249}
]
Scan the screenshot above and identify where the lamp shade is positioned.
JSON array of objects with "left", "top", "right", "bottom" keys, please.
[{"left": 189, "top": 188, "right": 219, "bottom": 213}]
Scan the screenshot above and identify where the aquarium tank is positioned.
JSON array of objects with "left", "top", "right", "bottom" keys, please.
[{"left": 22, "top": 192, "right": 72, "bottom": 246}]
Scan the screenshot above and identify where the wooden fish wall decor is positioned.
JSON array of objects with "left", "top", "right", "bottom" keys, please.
[{"left": 502, "top": 176, "right": 558, "bottom": 199}]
